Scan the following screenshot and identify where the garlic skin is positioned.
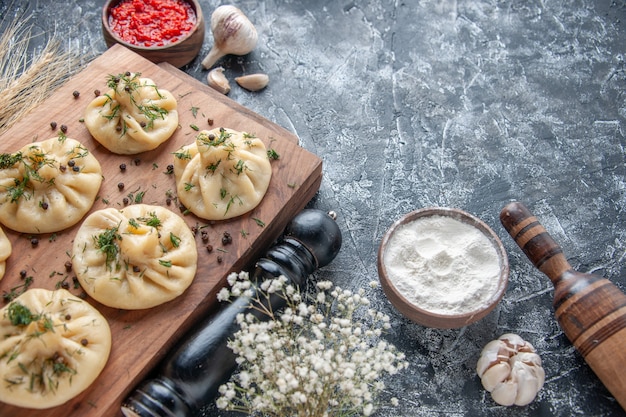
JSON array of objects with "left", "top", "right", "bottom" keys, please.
[
  {"left": 207, "top": 67, "right": 231, "bottom": 94},
  {"left": 202, "top": 5, "right": 258, "bottom": 69},
  {"left": 476, "top": 333, "right": 545, "bottom": 406},
  {"left": 235, "top": 73, "right": 269, "bottom": 92}
]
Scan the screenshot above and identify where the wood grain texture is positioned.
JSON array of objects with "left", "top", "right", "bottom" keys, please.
[{"left": 0, "top": 44, "right": 322, "bottom": 417}]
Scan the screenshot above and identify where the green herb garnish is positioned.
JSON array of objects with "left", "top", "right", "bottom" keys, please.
[
  {"left": 7, "top": 302, "right": 35, "bottom": 326},
  {"left": 267, "top": 148, "right": 280, "bottom": 160},
  {"left": 173, "top": 149, "right": 192, "bottom": 160},
  {"left": 170, "top": 232, "right": 181, "bottom": 248},
  {"left": 94, "top": 225, "right": 122, "bottom": 271},
  {"left": 140, "top": 212, "right": 161, "bottom": 228}
]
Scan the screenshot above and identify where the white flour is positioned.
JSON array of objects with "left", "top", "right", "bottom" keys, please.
[{"left": 384, "top": 215, "right": 501, "bottom": 315}]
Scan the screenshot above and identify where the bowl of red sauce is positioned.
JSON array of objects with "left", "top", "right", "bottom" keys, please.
[{"left": 102, "top": 0, "right": 205, "bottom": 68}]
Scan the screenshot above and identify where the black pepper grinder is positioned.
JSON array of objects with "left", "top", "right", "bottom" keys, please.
[{"left": 121, "top": 209, "right": 342, "bottom": 417}]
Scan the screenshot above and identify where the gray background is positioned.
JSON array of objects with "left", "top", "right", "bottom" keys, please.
[{"left": 1, "top": 0, "right": 626, "bottom": 416}]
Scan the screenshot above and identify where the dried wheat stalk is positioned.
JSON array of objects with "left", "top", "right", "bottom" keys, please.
[{"left": 0, "top": 15, "right": 82, "bottom": 135}]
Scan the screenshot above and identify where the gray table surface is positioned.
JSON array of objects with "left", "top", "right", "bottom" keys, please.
[{"left": 2, "top": 0, "right": 626, "bottom": 416}]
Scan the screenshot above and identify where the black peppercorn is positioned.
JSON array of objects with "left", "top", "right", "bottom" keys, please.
[
  {"left": 72, "top": 166, "right": 80, "bottom": 172},
  {"left": 134, "top": 158, "right": 141, "bottom": 166},
  {"left": 120, "top": 163, "right": 127, "bottom": 172},
  {"left": 94, "top": 89, "right": 101, "bottom": 96},
  {"left": 65, "top": 314, "right": 72, "bottom": 321},
  {"left": 72, "top": 90, "right": 80, "bottom": 99},
  {"left": 40, "top": 202, "right": 48, "bottom": 210},
  {"left": 123, "top": 197, "right": 130, "bottom": 205},
  {"left": 50, "top": 121, "right": 57, "bottom": 130},
  {"left": 60, "top": 124, "right": 67, "bottom": 133},
  {"left": 31, "top": 237, "right": 39, "bottom": 246},
  {"left": 206, "top": 244, "right": 213, "bottom": 253},
  {"left": 217, "top": 255, "right": 223, "bottom": 263},
  {"left": 68, "top": 160, "right": 75, "bottom": 167},
  {"left": 61, "top": 281, "right": 70, "bottom": 290},
  {"left": 222, "top": 231, "right": 232, "bottom": 245},
  {"left": 207, "top": 118, "right": 214, "bottom": 126},
  {"left": 81, "top": 338, "right": 89, "bottom": 346},
  {"left": 64, "top": 260, "right": 73, "bottom": 272},
  {"left": 118, "top": 182, "right": 125, "bottom": 191},
  {"left": 19, "top": 270, "right": 27, "bottom": 278},
  {"left": 59, "top": 165, "right": 66, "bottom": 172},
  {"left": 166, "top": 197, "right": 172, "bottom": 206},
  {"left": 133, "top": 265, "right": 140, "bottom": 273}
]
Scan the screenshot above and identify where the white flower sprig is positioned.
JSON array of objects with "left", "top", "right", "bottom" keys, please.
[{"left": 216, "top": 271, "right": 409, "bottom": 417}]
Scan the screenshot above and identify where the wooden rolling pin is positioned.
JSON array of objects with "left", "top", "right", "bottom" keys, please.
[{"left": 500, "top": 202, "right": 626, "bottom": 410}]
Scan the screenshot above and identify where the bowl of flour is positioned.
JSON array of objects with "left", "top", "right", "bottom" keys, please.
[{"left": 377, "top": 207, "right": 509, "bottom": 329}]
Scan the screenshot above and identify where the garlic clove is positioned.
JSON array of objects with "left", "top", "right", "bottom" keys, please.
[
  {"left": 480, "top": 362, "right": 511, "bottom": 392},
  {"left": 235, "top": 73, "right": 269, "bottom": 92},
  {"left": 514, "top": 351, "right": 543, "bottom": 368},
  {"left": 202, "top": 5, "right": 258, "bottom": 69},
  {"left": 476, "top": 340, "right": 506, "bottom": 377},
  {"left": 491, "top": 380, "right": 518, "bottom": 406},
  {"left": 510, "top": 364, "right": 539, "bottom": 406},
  {"left": 207, "top": 67, "right": 231, "bottom": 95},
  {"left": 499, "top": 333, "right": 530, "bottom": 352},
  {"left": 534, "top": 363, "right": 545, "bottom": 389}
]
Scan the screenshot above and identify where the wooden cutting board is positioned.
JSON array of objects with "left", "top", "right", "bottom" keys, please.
[{"left": 0, "top": 44, "right": 322, "bottom": 417}]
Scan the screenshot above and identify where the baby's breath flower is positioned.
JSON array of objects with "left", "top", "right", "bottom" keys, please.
[
  {"left": 215, "top": 271, "right": 408, "bottom": 417},
  {"left": 216, "top": 287, "right": 230, "bottom": 302}
]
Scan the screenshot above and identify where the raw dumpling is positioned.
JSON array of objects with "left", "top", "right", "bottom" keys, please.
[
  {"left": 72, "top": 204, "right": 197, "bottom": 310},
  {"left": 0, "top": 225, "right": 11, "bottom": 280},
  {"left": 0, "top": 135, "right": 102, "bottom": 234},
  {"left": 84, "top": 72, "right": 179, "bottom": 154},
  {"left": 173, "top": 127, "right": 272, "bottom": 220},
  {"left": 0, "top": 288, "right": 111, "bottom": 409}
]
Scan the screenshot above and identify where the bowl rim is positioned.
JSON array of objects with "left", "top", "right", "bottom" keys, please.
[
  {"left": 377, "top": 207, "right": 509, "bottom": 325},
  {"left": 102, "top": 0, "right": 204, "bottom": 51}
]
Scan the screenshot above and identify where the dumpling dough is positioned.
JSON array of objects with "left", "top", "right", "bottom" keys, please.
[
  {"left": 0, "top": 288, "right": 111, "bottom": 409},
  {"left": 0, "top": 225, "right": 11, "bottom": 280},
  {"left": 84, "top": 72, "right": 178, "bottom": 154},
  {"left": 0, "top": 135, "right": 102, "bottom": 234},
  {"left": 173, "top": 127, "right": 272, "bottom": 220},
  {"left": 72, "top": 204, "right": 197, "bottom": 309}
]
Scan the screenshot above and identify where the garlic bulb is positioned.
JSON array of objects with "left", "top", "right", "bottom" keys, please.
[
  {"left": 207, "top": 67, "right": 231, "bottom": 94},
  {"left": 476, "top": 333, "right": 545, "bottom": 406},
  {"left": 235, "top": 73, "right": 269, "bottom": 91},
  {"left": 202, "top": 5, "right": 258, "bottom": 69}
]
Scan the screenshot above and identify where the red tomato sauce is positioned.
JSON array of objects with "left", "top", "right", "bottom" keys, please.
[{"left": 109, "top": 0, "right": 197, "bottom": 47}]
